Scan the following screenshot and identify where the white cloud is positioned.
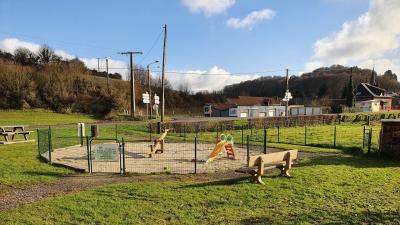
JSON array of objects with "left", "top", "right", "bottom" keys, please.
[
  {"left": 0, "top": 37, "right": 129, "bottom": 78},
  {"left": 80, "top": 57, "right": 129, "bottom": 77},
  {"left": 226, "top": 8, "right": 276, "bottom": 29},
  {"left": 181, "top": 0, "right": 235, "bottom": 16},
  {"left": 0, "top": 38, "right": 41, "bottom": 54},
  {"left": 166, "top": 66, "right": 260, "bottom": 92},
  {"left": 54, "top": 50, "right": 75, "bottom": 60},
  {"left": 305, "top": 0, "right": 400, "bottom": 76},
  {"left": 359, "top": 58, "right": 400, "bottom": 75}
]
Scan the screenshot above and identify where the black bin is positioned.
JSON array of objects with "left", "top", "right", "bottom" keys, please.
[{"left": 91, "top": 124, "right": 99, "bottom": 137}]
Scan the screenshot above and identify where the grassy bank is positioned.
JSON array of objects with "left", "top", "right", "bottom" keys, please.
[
  {"left": 1, "top": 155, "right": 400, "bottom": 224},
  {"left": 0, "top": 142, "right": 72, "bottom": 195},
  {"left": 0, "top": 110, "right": 98, "bottom": 126}
]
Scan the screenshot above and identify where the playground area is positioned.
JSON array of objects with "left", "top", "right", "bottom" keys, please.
[
  {"left": 40, "top": 140, "right": 251, "bottom": 174},
  {"left": 36, "top": 117, "right": 384, "bottom": 175}
]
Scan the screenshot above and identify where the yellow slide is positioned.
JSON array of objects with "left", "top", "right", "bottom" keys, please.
[{"left": 206, "top": 140, "right": 226, "bottom": 163}]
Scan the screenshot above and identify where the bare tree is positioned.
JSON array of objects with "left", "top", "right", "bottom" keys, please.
[
  {"left": 14, "top": 47, "right": 37, "bottom": 66},
  {"left": 37, "top": 45, "right": 61, "bottom": 64}
]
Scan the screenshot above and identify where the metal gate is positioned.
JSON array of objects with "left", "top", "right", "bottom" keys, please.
[{"left": 88, "top": 138, "right": 124, "bottom": 174}]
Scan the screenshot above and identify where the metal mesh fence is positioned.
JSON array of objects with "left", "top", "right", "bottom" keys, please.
[
  {"left": 37, "top": 129, "right": 49, "bottom": 155},
  {"left": 36, "top": 120, "right": 381, "bottom": 174}
]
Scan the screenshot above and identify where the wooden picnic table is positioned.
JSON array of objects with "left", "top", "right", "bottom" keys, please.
[{"left": 0, "top": 125, "right": 33, "bottom": 144}]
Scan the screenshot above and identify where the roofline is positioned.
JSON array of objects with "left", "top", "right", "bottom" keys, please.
[{"left": 360, "top": 83, "right": 378, "bottom": 97}]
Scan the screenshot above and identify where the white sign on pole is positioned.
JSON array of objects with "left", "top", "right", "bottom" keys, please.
[
  {"left": 282, "top": 90, "right": 293, "bottom": 102},
  {"left": 142, "top": 92, "right": 150, "bottom": 104},
  {"left": 154, "top": 94, "right": 160, "bottom": 105}
]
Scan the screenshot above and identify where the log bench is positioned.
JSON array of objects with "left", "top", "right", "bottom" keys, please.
[{"left": 235, "top": 150, "right": 298, "bottom": 185}]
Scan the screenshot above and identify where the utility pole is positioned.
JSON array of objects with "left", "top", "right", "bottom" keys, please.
[
  {"left": 161, "top": 24, "right": 168, "bottom": 123},
  {"left": 147, "top": 60, "right": 159, "bottom": 119},
  {"left": 285, "top": 69, "right": 289, "bottom": 118},
  {"left": 119, "top": 51, "right": 142, "bottom": 118},
  {"left": 97, "top": 57, "right": 100, "bottom": 72},
  {"left": 106, "top": 58, "right": 109, "bottom": 92}
]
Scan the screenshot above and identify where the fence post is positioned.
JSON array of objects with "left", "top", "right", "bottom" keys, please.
[
  {"left": 36, "top": 128, "right": 40, "bottom": 156},
  {"left": 184, "top": 125, "right": 186, "bottom": 142},
  {"left": 86, "top": 136, "right": 91, "bottom": 173},
  {"left": 278, "top": 126, "right": 280, "bottom": 143},
  {"left": 194, "top": 137, "right": 197, "bottom": 174},
  {"left": 368, "top": 128, "right": 372, "bottom": 155},
  {"left": 115, "top": 124, "right": 118, "bottom": 140},
  {"left": 304, "top": 125, "right": 307, "bottom": 146},
  {"left": 122, "top": 137, "right": 126, "bottom": 175},
  {"left": 334, "top": 125, "right": 337, "bottom": 147},
  {"left": 250, "top": 124, "right": 253, "bottom": 140},
  {"left": 263, "top": 128, "right": 267, "bottom": 154},
  {"left": 246, "top": 135, "right": 250, "bottom": 166},
  {"left": 80, "top": 124, "right": 84, "bottom": 146},
  {"left": 48, "top": 126, "right": 52, "bottom": 164},
  {"left": 241, "top": 125, "right": 244, "bottom": 148},
  {"left": 363, "top": 126, "right": 366, "bottom": 148}
]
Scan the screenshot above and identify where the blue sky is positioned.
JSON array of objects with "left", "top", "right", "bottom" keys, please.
[{"left": 0, "top": 0, "right": 399, "bottom": 92}]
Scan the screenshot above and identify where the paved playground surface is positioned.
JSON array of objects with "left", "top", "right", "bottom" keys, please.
[{"left": 41, "top": 141, "right": 252, "bottom": 174}]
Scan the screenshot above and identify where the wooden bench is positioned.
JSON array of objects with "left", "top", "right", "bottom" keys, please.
[
  {"left": 149, "top": 129, "right": 169, "bottom": 158},
  {"left": 0, "top": 126, "right": 34, "bottom": 144},
  {"left": 235, "top": 150, "right": 298, "bottom": 185}
]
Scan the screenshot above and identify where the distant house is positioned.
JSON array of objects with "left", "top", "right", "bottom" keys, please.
[
  {"left": 204, "top": 96, "right": 323, "bottom": 118},
  {"left": 355, "top": 83, "right": 393, "bottom": 112}
]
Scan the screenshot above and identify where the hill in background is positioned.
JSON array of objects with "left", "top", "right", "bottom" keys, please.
[{"left": 223, "top": 65, "right": 400, "bottom": 106}]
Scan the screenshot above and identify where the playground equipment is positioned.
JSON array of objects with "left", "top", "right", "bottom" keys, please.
[
  {"left": 149, "top": 129, "right": 169, "bottom": 158},
  {"left": 206, "top": 134, "right": 236, "bottom": 163}
]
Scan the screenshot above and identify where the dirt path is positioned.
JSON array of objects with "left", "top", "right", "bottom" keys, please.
[
  {"left": 0, "top": 172, "right": 247, "bottom": 212},
  {"left": 0, "top": 151, "right": 337, "bottom": 212}
]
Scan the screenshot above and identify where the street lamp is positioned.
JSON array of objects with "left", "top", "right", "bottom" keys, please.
[{"left": 147, "top": 60, "right": 159, "bottom": 119}]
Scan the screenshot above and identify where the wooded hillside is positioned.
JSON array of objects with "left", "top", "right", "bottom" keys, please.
[
  {"left": 223, "top": 65, "right": 400, "bottom": 105},
  {"left": 0, "top": 46, "right": 224, "bottom": 117}
]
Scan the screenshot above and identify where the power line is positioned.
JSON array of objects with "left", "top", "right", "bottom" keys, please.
[
  {"left": 137, "top": 29, "right": 164, "bottom": 65},
  {"left": 149, "top": 69, "right": 290, "bottom": 76}
]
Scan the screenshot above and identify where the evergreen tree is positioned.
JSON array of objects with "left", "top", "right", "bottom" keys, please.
[{"left": 370, "top": 68, "right": 377, "bottom": 86}]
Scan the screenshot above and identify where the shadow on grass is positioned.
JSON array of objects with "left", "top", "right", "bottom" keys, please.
[
  {"left": 240, "top": 209, "right": 400, "bottom": 225},
  {"left": 181, "top": 177, "right": 249, "bottom": 188},
  {"left": 296, "top": 155, "right": 399, "bottom": 169}
]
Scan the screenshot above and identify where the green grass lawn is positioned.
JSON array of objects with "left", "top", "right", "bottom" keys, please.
[
  {"left": 0, "top": 142, "right": 72, "bottom": 195},
  {"left": 0, "top": 110, "right": 98, "bottom": 126},
  {"left": 0, "top": 110, "right": 98, "bottom": 194},
  {"left": 1, "top": 155, "right": 400, "bottom": 224}
]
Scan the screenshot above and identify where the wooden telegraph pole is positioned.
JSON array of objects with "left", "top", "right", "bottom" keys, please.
[
  {"left": 285, "top": 69, "right": 289, "bottom": 118},
  {"left": 119, "top": 51, "right": 142, "bottom": 118},
  {"left": 106, "top": 58, "right": 109, "bottom": 92},
  {"left": 161, "top": 24, "right": 168, "bottom": 123}
]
